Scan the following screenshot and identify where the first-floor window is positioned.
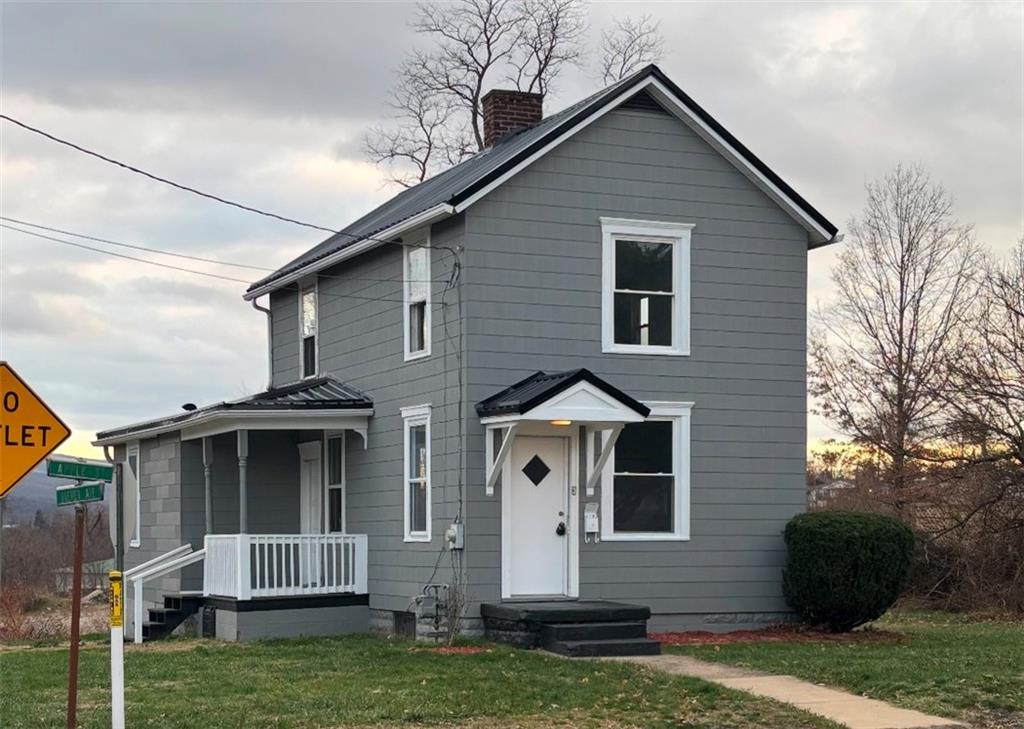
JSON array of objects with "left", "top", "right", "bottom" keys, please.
[
  {"left": 326, "top": 435, "right": 344, "bottom": 533},
  {"left": 402, "top": 405, "right": 431, "bottom": 541},
  {"left": 601, "top": 402, "right": 692, "bottom": 540},
  {"left": 127, "top": 442, "right": 141, "bottom": 548}
]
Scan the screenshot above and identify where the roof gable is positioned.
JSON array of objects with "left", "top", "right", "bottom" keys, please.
[{"left": 245, "top": 65, "right": 837, "bottom": 300}]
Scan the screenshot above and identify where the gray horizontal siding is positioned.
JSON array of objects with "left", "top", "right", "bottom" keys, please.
[
  {"left": 463, "top": 105, "right": 808, "bottom": 621},
  {"left": 266, "top": 215, "right": 468, "bottom": 617}
]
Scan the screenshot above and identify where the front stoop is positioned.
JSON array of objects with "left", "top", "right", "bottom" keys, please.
[
  {"left": 481, "top": 601, "right": 661, "bottom": 657},
  {"left": 141, "top": 594, "right": 203, "bottom": 641}
]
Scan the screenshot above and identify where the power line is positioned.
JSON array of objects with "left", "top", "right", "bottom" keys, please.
[
  {"left": 1, "top": 114, "right": 336, "bottom": 234},
  {"left": 0, "top": 223, "right": 250, "bottom": 283},
  {"left": 0, "top": 215, "right": 443, "bottom": 285},
  {"left": 0, "top": 216, "right": 271, "bottom": 271},
  {"left": 0, "top": 222, "right": 428, "bottom": 307}
]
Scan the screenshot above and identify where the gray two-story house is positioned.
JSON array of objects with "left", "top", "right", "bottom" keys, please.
[{"left": 94, "top": 65, "right": 838, "bottom": 656}]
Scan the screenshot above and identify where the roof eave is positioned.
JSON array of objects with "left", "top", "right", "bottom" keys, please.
[
  {"left": 242, "top": 202, "right": 456, "bottom": 301},
  {"left": 92, "top": 407, "right": 376, "bottom": 447}
]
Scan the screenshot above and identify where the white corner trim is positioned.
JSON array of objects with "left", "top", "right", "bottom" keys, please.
[
  {"left": 402, "top": 403, "right": 432, "bottom": 543},
  {"left": 601, "top": 217, "right": 692, "bottom": 357},
  {"left": 600, "top": 400, "right": 692, "bottom": 542},
  {"left": 403, "top": 229, "right": 432, "bottom": 362}
]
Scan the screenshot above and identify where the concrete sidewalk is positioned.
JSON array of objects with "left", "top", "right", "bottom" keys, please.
[{"left": 611, "top": 654, "right": 966, "bottom": 729}]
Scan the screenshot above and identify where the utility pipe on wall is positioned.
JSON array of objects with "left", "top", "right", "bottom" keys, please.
[{"left": 251, "top": 297, "right": 273, "bottom": 390}]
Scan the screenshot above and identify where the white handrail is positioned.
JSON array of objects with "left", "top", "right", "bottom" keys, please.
[
  {"left": 204, "top": 534, "right": 367, "bottom": 600},
  {"left": 127, "top": 545, "right": 205, "bottom": 644},
  {"left": 123, "top": 544, "right": 192, "bottom": 580}
]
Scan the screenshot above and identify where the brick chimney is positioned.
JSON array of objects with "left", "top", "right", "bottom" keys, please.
[{"left": 482, "top": 89, "right": 543, "bottom": 147}]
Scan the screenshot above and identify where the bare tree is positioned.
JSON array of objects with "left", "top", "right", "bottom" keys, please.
[
  {"left": 599, "top": 14, "right": 665, "bottom": 84},
  {"left": 809, "top": 164, "right": 980, "bottom": 512},
  {"left": 364, "top": 62, "right": 475, "bottom": 188},
  {"left": 507, "top": 0, "right": 587, "bottom": 96},
  {"left": 366, "top": 0, "right": 586, "bottom": 185}
]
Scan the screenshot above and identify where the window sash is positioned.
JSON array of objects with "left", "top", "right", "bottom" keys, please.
[
  {"left": 404, "top": 241, "right": 431, "bottom": 360},
  {"left": 402, "top": 407, "right": 431, "bottom": 541},
  {"left": 127, "top": 445, "right": 140, "bottom": 547},
  {"left": 327, "top": 487, "right": 344, "bottom": 533},
  {"left": 300, "top": 285, "right": 318, "bottom": 377},
  {"left": 599, "top": 404, "right": 692, "bottom": 541},
  {"left": 601, "top": 218, "right": 692, "bottom": 356}
]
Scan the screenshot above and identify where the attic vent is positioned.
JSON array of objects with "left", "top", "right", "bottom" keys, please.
[{"left": 619, "top": 90, "right": 669, "bottom": 115}]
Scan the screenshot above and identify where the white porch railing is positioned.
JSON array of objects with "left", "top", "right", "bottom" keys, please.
[
  {"left": 203, "top": 534, "right": 368, "bottom": 600},
  {"left": 125, "top": 544, "right": 206, "bottom": 644}
]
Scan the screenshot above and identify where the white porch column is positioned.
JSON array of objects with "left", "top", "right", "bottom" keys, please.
[
  {"left": 202, "top": 437, "right": 214, "bottom": 534},
  {"left": 237, "top": 430, "right": 249, "bottom": 533}
]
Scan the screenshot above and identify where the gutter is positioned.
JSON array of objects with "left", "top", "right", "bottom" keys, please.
[
  {"left": 242, "top": 203, "right": 456, "bottom": 301},
  {"left": 251, "top": 296, "right": 273, "bottom": 390}
]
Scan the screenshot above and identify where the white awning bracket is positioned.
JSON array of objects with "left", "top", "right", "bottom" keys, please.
[
  {"left": 485, "top": 423, "right": 519, "bottom": 496},
  {"left": 585, "top": 424, "right": 622, "bottom": 497}
]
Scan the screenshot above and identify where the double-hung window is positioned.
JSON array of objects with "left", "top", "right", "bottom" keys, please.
[
  {"left": 326, "top": 434, "right": 345, "bottom": 533},
  {"left": 401, "top": 405, "right": 431, "bottom": 542},
  {"left": 600, "top": 402, "right": 692, "bottom": 540},
  {"left": 601, "top": 218, "right": 692, "bottom": 356},
  {"left": 403, "top": 238, "right": 431, "bottom": 361},
  {"left": 300, "top": 283, "right": 318, "bottom": 378}
]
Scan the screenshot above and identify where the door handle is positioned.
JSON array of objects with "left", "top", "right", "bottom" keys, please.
[{"left": 555, "top": 522, "right": 566, "bottom": 536}]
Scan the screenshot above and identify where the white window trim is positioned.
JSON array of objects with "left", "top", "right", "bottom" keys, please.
[
  {"left": 324, "top": 431, "right": 346, "bottom": 533},
  {"left": 600, "top": 217, "right": 693, "bottom": 356},
  {"left": 127, "top": 440, "right": 141, "bottom": 548},
  {"left": 600, "top": 401, "right": 693, "bottom": 541},
  {"left": 401, "top": 404, "right": 432, "bottom": 542},
  {"left": 403, "top": 232, "right": 432, "bottom": 362},
  {"left": 298, "top": 280, "right": 319, "bottom": 379}
]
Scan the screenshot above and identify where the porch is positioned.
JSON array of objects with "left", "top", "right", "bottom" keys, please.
[{"left": 94, "top": 377, "right": 376, "bottom": 641}]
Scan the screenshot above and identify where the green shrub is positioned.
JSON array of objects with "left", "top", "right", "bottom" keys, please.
[{"left": 783, "top": 511, "right": 915, "bottom": 632}]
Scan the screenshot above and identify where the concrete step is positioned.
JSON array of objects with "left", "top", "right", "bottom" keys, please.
[
  {"left": 546, "top": 637, "right": 662, "bottom": 658},
  {"left": 540, "top": 621, "right": 647, "bottom": 643}
]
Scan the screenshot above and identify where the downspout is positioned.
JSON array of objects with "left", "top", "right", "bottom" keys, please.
[
  {"left": 251, "top": 296, "right": 273, "bottom": 390},
  {"left": 103, "top": 445, "right": 124, "bottom": 573}
]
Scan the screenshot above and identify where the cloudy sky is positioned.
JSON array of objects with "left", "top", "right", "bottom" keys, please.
[{"left": 1, "top": 1, "right": 1021, "bottom": 458}]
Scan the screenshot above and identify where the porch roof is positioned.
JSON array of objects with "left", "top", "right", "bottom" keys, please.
[
  {"left": 93, "top": 377, "right": 373, "bottom": 446},
  {"left": 475, "top": 369, "right": 650, "bottom": 421}
]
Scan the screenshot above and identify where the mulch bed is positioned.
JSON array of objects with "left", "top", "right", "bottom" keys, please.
[
  {"left": 407, "top": 645, "right": 494, "bottom": 654},
  {"left": 651, "top": 624, "right": 905, "bottom": 645}
]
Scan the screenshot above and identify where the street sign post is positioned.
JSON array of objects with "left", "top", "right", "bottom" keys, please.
[
  {"left": 56, "top": 481, "right": 105, "bottom": 507},
  {"left": 48, "top": 456, "right": 113, "bottom": 483},
  {"left": 0, "top": 362, "right": 71, "bottom": 497}
]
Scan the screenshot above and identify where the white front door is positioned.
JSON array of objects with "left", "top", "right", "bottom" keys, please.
[
  {"left": 298, "top": 441, "right": 323, "bottom": 534},
  {"left": 507, "top": 436, "right": 570, "bottom": 597}
]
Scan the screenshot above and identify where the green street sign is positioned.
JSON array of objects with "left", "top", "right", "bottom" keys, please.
[
  {"left": 56, "top": 481, "right": 105, "bottom": 506},
  {"left": 47, "top": 456, "right": 113, "bottom": 483}
]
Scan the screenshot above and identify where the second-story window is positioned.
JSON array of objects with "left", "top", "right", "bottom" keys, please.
[
  {"left": 601, "top": 218, "right": 693, "bottom": 356},
  {"left": 404, "top": 239, "right": 431, "bottom": 361},
  {"left": 300, "top": 284, "right": 318, "bottom": 378}
]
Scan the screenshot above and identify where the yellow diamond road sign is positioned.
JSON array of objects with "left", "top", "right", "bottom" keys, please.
[{"left": 0, "top": 362, "right": 71, "bottom": 498}]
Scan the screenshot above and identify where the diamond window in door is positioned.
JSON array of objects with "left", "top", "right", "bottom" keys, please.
[{"left": 522, "top": 454, "right": 551, "bottom": 486}]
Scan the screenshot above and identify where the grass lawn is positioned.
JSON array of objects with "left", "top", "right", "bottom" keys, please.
[
  {"left": 0, "top": 634, "right": 837, "bottom": 729},
  {"left": 667, "top": 610, "right": 1024, "bottom": 726}
]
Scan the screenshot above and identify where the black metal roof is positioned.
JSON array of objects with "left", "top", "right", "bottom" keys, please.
[
  {"left": 94, "top": 377, "right": 372, "bottom": 442},
  {"left": 476, "top": 369, "right": 650, "bottom": 419},
  {"left": 247, "top": 65, "right": 838, "bottom": 295}
]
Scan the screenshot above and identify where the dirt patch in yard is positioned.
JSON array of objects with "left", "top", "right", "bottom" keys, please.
[
  {"left": 407, "top": 644, "right": 495, "bottom": 655},
  {"left": 652, "top": 624, "right": 905, "bottom": 645}
]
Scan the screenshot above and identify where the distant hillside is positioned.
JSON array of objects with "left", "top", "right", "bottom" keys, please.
[{"left": 2, "top": 463, "right": 110, "bottom": 524}]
